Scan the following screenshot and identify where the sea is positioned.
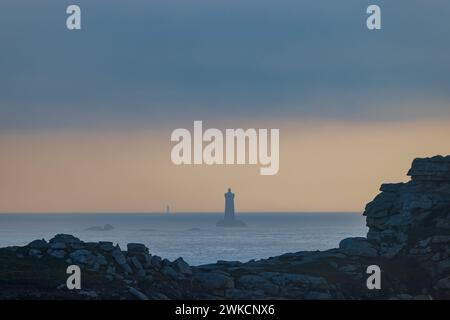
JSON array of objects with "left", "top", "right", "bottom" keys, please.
[{"left": 0, "top": 213, "right": 367, "bottom": 266}]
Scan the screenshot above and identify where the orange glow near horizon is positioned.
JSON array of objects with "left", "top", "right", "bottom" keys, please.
[{"left": 0, "top": 119, "right": 449, "bottom": 213}]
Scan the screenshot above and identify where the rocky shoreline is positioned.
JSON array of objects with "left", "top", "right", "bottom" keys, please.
[{"left": 1, "top": 155, "right": 450, "bottom": 300}]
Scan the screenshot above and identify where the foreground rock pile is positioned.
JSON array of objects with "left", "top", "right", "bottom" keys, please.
[
  {"left": 1, "top": 155, "right": 449, "bottom": 299},
  {"left": 5, "top": 233, "right": 196, "bottom": 299}
]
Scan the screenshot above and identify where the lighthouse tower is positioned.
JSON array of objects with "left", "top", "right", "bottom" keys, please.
[
  {"left": 217, "top": 188, "right": 247, "bottom": 227},
  {"left": 224, "top": 188, "right": 235, "bottom": 221}
]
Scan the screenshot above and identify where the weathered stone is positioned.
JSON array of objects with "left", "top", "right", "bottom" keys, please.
[
  {"left": 106, "top": 265, "right": 115, "bottom": 274},
  {"left": 435, "top": 277, "right": 450, "bottom": 289},
  {"left": 69, "top": 249, "right": 92, "bottom": 264},
  {"left": 367, "top": 229, "right": 406, "bottom": 245},
  {"left": 236, "top": 275, "right": 279, "bottom": 295},
  {"left": 413, "top": 295, "right": 433, "bottom": 300},
  {"left": 111, "top": 246, "right": 127, "bottom": 265},
  {"left": 385, "top": 211, "right": 411, "bottom": 227},
  {"left": 392, "top": 294, "right": 413, "bottom": 300},
  {"left": 173, "top": 257, "right": 192, "bottom": 275},
  {"left": 339, "top": 237, "right": 378, "bottom": 257},
  {"left": 225, "top": 289, "right": 265, "bottom": 299},
  {"left": 436, "top": 218, "right": 450, "bottom": 229},
  {"left": 380, "top": 243, "right": 405, "bottom": 259},
  {"left": 28, "top": 239, "right": 48, "bottom": 249},
  {"left": 130, "top": 256, "right": 144, "bottom": 272},
  {"left": 147, "top": 292, "right": 169, "bottom": 300},
  {"left": 304, "top": 291, "right": 332, "bottom": 299},
  {"left": 48, "top": 249, "right": 65, "bottom": 259},
  {"left": 28, "top": 249, "right": 43, "bottom": 258},
  {"left": 409, "top": 246, "right": 432, "bottom": 255},
  {"left": 136, "top": 269, "right": 146, "bottom": 277},
  {"left": 110, "top": 245, "right": 133, "bottom": 273},
  {"left": 128, "top": 287, "right": 149, "bottom": 300},
  {"left": 49, "top": 234, "right": 81, "bottom": 244},
  {"left": 78, "top": 290, "right": 98, "bottom": 299},
  {"left": 150, "top": 255, "right": 162, "bottom": 268},
  {"left": 269, "top": 273, "right": 328, "bottom": 290},
  {"left": 339, "top": 264, "right": 358, "bottom": 273},
  {"left": 94, "top": 254, "right": 108, "bottom": 266},
  {"left": 217, "top": 260, "right": 242, "bottom": 266},
  {"left": 431, "top": 235, "right": 450, "bottom": 244},
  {"left": 162, "top": 258, "right": 171, "bottom": 267},
  {"left": 418, "top": 238, "right": 432, "bottom": 248},
  {"left": 431, "top": 253, "right": 441, "bottom": 262},
  {"left": 380, "top": 183, "right": 404, "bottom": 193},
  {"left": 194, "top": 272, "right": 234, "bottom": 290},
  {"left": 99, "top": 241, "right": 115, "bottom": 252},
  {"left": 408, "top": 155, "right": 450, "bottom": 181},
  {"left": 161, "top": 266, "right": 179, "bottom": 278},
  {"left": 127, "top": 243, "right": 148, "bottom": 254},
  {"left": 50, "top": 242, "right": 67, "bottom": 250},
  {"left": 437, "top": 258, "right": 450, "bottom": 274}
]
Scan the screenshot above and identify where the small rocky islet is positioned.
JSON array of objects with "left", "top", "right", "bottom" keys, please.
[
  {"left": 85, "top": 224, "right": 114, "bottom": 232},
  {"left": 1, "top": 155, "right": 450, "bottom": 300}
]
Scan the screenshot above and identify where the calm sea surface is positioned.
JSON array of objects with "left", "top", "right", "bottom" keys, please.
[{"left": 0, "top": 213, "right": 367, "bottom": 265}]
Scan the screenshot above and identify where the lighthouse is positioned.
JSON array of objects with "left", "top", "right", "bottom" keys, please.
[
  {"left": 216, "top": 188, "right": 247, "bottom": 227},
  {"left": 224, "top": 188, "right": 235, "bottom": 221}
]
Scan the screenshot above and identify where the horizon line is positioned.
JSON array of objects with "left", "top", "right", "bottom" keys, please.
[{"left": 0, "top": 211, "right": 362, "bottom": 215}]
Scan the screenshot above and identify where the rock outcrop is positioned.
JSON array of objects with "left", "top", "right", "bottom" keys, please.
[
  {"left": 1, "top": 155, "right": 449, "bottom": 299},
  {"left": 362, "top": 155, "right": 450, "bottom": 296}
]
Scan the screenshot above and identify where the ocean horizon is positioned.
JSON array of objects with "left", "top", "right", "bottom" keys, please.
[{"left": 0, "top": 212, "right": 367, "bottom": 265}]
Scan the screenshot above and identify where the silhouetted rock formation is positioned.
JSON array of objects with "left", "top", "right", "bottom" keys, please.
[
  {"left": 1, "top": 155, "right": 449, "bottom": 299},
  {"left": 362, "top": 155, "right": 450, "bottom": 289}
]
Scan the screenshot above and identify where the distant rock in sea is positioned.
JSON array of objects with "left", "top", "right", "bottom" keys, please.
[
  {"left": 85, "top": 224, "right": 114, "bottom": 232},
  {"left": 216, "top": 219, "right": 247, "bottom": 227}
]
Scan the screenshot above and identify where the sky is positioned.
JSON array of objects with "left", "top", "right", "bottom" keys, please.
[{"left": 0, "top": 1, "right": 449, "bottom": 213}]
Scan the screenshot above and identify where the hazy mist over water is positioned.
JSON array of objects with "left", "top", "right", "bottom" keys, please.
[{"left": 0, "top": 213, "right": 367, "bottom": 265}]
